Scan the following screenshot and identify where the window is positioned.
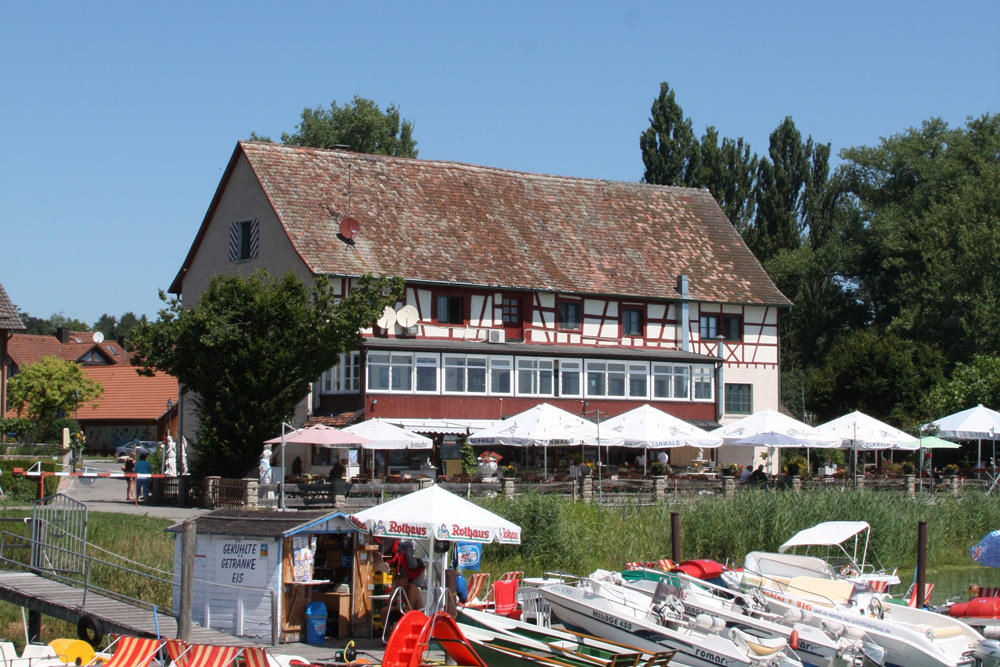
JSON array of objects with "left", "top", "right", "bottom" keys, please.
[
  {"left": 622, "top": 307, "right": 644, "bottom": 337},
  {"left": 321, "top": 352, "right": 361, "bottom": 393},
  {"left": 725, "top": 383, "right": 752, "bottom": 414},
  {"left": 700, "top": 314, "right": 741, "bottom": 341},
  {"left": 230, "top": 219, "right": 258, "bottom": 261},
  {"left": 585, "top": 360, "right": 626, "bottom": 397},
  {"left": 415, "top": 355, "right": 439, "bottom": 393},
  {"left": 436, "top": 295, "right": 464, "bottom": 325},
  {"left": 652, "top": 363, "right": 689, "bottom": 399},
  {"left": 693, "top": 366, "right": 713, "bottom": 400},
  {"left": 557, "top": 359, "right": 582, "bottom": 397},
  {"left": 557, "top": 301, "right": 582, "bottom": 331},
  {"left": 699, "top": 314, "right": 718, "bottom": 340},
  {"left": 517, "top": 358, "right": 554, "bottom": 396},
  {"left": 628, "top": 362, "right": 649, "bottom": 398},
  {"left": 444, "top": 355, "right": 487, "bottom": 394},
  {"left": 490, "top": 357, "right": 512, "bottom": 395}
]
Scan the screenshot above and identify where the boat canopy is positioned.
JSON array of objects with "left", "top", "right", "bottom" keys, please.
[{"left": 779, "top": 521, "right": 871, "bottom": 552}]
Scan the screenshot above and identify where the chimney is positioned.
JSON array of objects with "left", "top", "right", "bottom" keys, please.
[
  {"left": 55, "top": 327, "right": 71, "bottom": 344},
  {"left": 677, "top": 275, "right": 690, "bottom": 352}
]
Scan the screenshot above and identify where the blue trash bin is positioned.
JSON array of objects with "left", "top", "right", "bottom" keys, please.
[{"left": 305, "top": 601, "right": 328, "bottom": 645}]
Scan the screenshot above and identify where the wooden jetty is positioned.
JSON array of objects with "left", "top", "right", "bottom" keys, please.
[{"left": 0, "top": 571, "right": 251, "bottom": 645}]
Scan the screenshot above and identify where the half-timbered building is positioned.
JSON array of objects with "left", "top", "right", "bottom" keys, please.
[{"left": 171, "top": 142, "right": 791, "bottom": 470}]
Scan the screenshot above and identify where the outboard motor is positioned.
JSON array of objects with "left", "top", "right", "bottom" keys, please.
[{"left": 973, "top": 635, "right": 1000, "bottom": 667}]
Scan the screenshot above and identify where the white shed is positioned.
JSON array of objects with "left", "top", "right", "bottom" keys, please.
[{"left": 168, "top": 509, "right": 370, "bottom": 644}]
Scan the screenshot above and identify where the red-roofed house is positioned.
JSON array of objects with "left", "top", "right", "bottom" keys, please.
[
  {"left": 170, "top": 142, "right": 792, "bottom": 471},
  {"left": 6, "top": 328, "right": 130, "bottom": 373},
  {"left": 74, "top": 366, "right": 179, "bottom": 452}
]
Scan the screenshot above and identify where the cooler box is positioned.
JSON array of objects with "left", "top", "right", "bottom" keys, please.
[{"left": 305, "top": 601, "right": 328, "bottom": 645}]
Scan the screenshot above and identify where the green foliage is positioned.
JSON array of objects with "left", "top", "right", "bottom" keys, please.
[
  {"left": 460, "top": 441, "right": 478, "bottom": 476},
  {"left": 925, "top": 356, "right": 1000, "bottom": 416},
  {"left": 279, "top": 96, "right": 418, "bottom": 157},
  {"left": 809, "top": 330, "right": 945, "bottom": 424},
  {"left": 94, "top": 311, "right": 148, "bottom": 341},
  {"left": 841, "top": 114, "right": 1000, "bottom": 365},
  {"left": 6, "top": 357, "right": 103, "bottom": 443},
  {"left": 14, "top": 309, "right": 91, "bottom": 335},
  {"left": 0, "top": 459, "right": 59, "bottom": 501},
  {"left": 0, "top": 417, "right": 32, "bottom": 441},
  {"left": 697, "top": 127, "right": 758, "bottom": 233},
  {"left": 128, "top": 270, "right": 403, "bottom": 478},
  {"left": 640, "top": 82, "right": 701, "bottom": 187}
]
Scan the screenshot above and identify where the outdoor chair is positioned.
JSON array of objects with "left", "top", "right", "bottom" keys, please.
[
  {"left": 462, "top": 572, "right": 491, "bottom": 607},
  {"left": 178, "top": 644, "right": 244, "bottom": 667},
  {"left": 86, "top": 636, "right": 165, "bottom": 667},
  {"left": 515, "top": 587, "right": 551, "bottom": 627},
  {"left": 243, "top": 646, "right": 300, "bottom": 667},
  {"left": 165, "top": 640, "right": 195, "bottom": 667},
  {"left": 498, "top": 570, "right": 523, "bottom": 583}
]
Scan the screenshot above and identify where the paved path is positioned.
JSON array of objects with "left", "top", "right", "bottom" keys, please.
[{"left": 58, "top": 459, "right": 208, "bottom": 521}]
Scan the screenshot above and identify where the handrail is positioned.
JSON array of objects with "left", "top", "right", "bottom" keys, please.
[{"left": 381, "top": 586, "right": 412, "bottom": 644}]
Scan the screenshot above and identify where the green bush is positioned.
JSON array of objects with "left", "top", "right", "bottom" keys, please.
[
  {"left": 460, "top": 441, "right": 477, "bottom": 476},
  {"left": 0, "top": 459, "right": 59, "bottom": 501}
]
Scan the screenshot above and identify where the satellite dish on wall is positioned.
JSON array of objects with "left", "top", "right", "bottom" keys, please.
[
  {"left": 376, "top": 306, "right": 397, "bottom": 329},
  {"left": 93, "top": 332, "right": 105, "bottom": 344},
  {"left": 396, "top": 305, "right": 419, "bottom": 328},
  {"left": 339, "top": 217, "right": 361, "bottom": 240}
]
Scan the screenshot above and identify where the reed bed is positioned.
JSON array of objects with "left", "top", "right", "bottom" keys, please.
[{"left": 479, "top": 489, "right": 1000, "bottom": 579}]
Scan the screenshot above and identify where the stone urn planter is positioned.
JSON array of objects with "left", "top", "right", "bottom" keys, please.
[{"left": 477, "top": 460, "right": 499, "bottom": 480}]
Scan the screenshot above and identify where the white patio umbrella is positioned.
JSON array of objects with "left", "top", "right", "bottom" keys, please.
[
  {"left": 341, "top": 418, "right": 433, "bottom": 450},
  {"left": 711, "top": 409, "right": 840, "bottom": 473},
  {"left": 930, "top": 404, "right": 1000, "bottom": 476},
  {"left": 816, "top": 411, "right": 919, "bottom": 481},
  {"left": 602, "top": 404, "right": 722, "bottom": 474},
  {"left": 348, "top": 485, "right": 521, "bottom": 613},
  {"left": 467, "top": 403, "right": 609, "bottom": 476}
]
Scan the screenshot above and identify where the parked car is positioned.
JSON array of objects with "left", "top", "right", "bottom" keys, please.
[{"left": 115, "top": 440, "right": 158, "bottom": 459}]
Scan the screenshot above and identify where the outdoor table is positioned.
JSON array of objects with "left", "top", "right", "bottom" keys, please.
[{"left": 523, "top": 576, "right": 566, "bottom": 587}]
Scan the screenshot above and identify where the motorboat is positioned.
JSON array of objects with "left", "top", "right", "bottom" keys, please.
[
  {"left": 539, "top": 574, "right": 804, "bottom": 667},
  {"left": 616, "top": 567, "right": 885, "bottom": 667},
  {"left": 723, "top": 550, "right": 999, "bottom": 667},
  {"left": 775, "top": 522, "right": 900, "bottom": 593}
]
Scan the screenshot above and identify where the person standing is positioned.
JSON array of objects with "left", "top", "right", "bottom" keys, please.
[
  {"left": 135, "top": 453, "right": 152, "bottom": 500},
  {"left": 123, "top": 454, "right": 136, "bottom": 500}
]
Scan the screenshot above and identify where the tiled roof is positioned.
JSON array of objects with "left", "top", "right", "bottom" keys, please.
[
  {"left": 7, "top": 332, "right": 129, "bottom": 369},
  {"left": 174, "top": 142, "right": 791, "bottom": 307},
  {"left": 73, "top": 366, "right": 177, "bottom": 421},
  {"left": 0, "top": 282, "right": 24, "bottom": 330},
  {"left": 306, "top": 410, "right": 365, "bottom": 428}
]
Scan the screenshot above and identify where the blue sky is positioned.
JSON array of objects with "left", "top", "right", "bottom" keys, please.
[{"left": 2, "top": 2, "right": 997, "bottom": 326}]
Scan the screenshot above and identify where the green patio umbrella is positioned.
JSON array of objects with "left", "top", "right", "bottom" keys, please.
[{"left": 918, "top": 435, "right": 960, "bottom": 490}]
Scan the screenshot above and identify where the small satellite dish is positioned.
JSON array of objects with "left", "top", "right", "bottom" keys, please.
[
  {"left": 376, "top": 306, "right": 397, "bottom": 329},
  {"left": 396, "top": 305, "right": 419, "bottom": 328},
  {"left": 93, "top": 332, "right": 105, "bottom": 344},
  {"left": 339, "top": 217, "right": 361, "bottom": 240}
]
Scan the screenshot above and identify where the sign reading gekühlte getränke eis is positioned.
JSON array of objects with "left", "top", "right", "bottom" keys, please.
[{"left": 215, "top": 538, "right": 269, "bottom": 587}]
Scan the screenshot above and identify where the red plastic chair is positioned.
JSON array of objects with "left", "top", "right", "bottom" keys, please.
[{"left": 91, "top": 636, "right": 165, "bottom": 667}]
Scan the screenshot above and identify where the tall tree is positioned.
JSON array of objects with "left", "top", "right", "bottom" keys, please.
[
  {"left": 94, "top": 311, "right": 148, "bottom": 341},
  {"left": 747, "top": 117, "right": 813, "bottom": 262},
  {"left": 924, "top": 355, "right": 1000, "bottom": 417},
  {"left": 278, "top": 96, "right": 418, "bottom": 157},
  {"left": 640, "top": 82, "right": 700, "bottom": 187},
  {"left": 6, "top": 356, "right": 104, "bottom": 441},
  {"left": 698, "top": 127, "right": 758, "bottom": 234},
  {"left": 841, "top": 114, "right": 1000, "bottom": 364},
  {"left": 128, "top": 270, "right": 403, "bottom": 478}
]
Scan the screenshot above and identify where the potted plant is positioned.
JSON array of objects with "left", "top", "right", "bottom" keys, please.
[
  {"left": 786, "top": 461, "right": 800, "bottom": 477},
  {"left": 477, "top": 451, "right": 502, "bottom": 479},
  {"left": 579, "top": 461, "right": 595, "bottom": 477},
  {"left": 720, "top": 463, "right": 739, "bottom": 478},
  {"left": 650, "top": 460, "right": 666, "bottom": 476},
  {"left": 944, "top": 463, "right": 960, "bottom": 476},
  {"left": 500, "top": 464, "right": 518, "bottom": 479},
  {"left": 902, "top": 462, "right": 915, "bottom": 475}
]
